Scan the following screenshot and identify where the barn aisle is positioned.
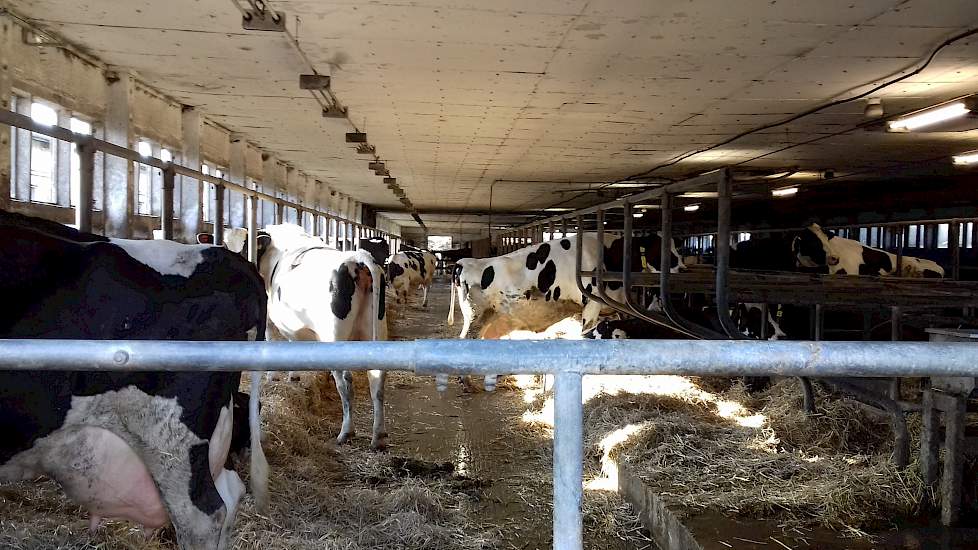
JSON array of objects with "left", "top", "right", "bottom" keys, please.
[{"left": 382, "top": 280, "right": 652, "bottom": 550}]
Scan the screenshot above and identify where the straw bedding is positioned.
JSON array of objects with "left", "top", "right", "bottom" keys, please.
[
  {"left": 0, "top": 373, "right": 495, "bottom": 550},
  {"left": 574, "top": 376, "right": 927, "bottom": 535}
]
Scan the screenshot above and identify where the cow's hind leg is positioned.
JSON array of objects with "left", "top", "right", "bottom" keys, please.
[
  {"left": 332, "top": 370, "right": 356, "bottom": 444},
  {"left": 367, "top": 369, "right": 388, "bottom": 450},
  {"left": 421, "top": 283, "right": 430, "bottom": 307}
]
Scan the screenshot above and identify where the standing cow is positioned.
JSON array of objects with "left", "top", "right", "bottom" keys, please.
[
  {"left": 448, "top": 233, "right": 683, "bottom": 339},
  {"left": 386, "top": 247, "right": 437, "bottom": 307},
  {"left": 443, "top": 233, "right": 682, "bottom": 391},
  {"left": 258, "top": 224, "right": 390, "bottom": 450},
  {"left": 0, "top": 210, "right": 268, "bottom": 549}
]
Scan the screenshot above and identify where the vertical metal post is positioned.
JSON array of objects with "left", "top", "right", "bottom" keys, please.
[
  {"left": 715, "top": 169, "right": 741, "bottom": 338},
  {"left": 161, "top": 165, "right": 175, "bottom": 240},
  {"left": 896, "top": 225, "right": 907, "bottom": 274},
  {"left": 814, "top": 304, "right": 824, "bottom": 341},
  {"left": 562, "top": 217, "right": 569, "bottom": 238},
  {"left": 950, "top": 220, "right": 961, "bottom": 280},
  {"left": 213, "top": 183, "right": 225, "bottom": 246},
  {"left": 246, "top": 192, "right": 258, "bottom": 264},
  {"left": 553, "top": 371, "right": 583, "bottom": 550},
  {"left": 76, "top": 139, "right": 95, "bottom": 233},
  {"left": 759, "top": 303, "right": 769, "bottom": 340}
]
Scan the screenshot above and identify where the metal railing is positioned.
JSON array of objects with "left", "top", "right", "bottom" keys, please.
[
  {"left": 1, "top": 338, "right": 978, "bottom": 549},
  {"left": 0, "top": 108, "right": 400, "bottom": 261}
]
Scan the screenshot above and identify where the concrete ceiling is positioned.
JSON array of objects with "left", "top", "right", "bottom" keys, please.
[{"left": 13, "top": 0, "right": 978, "bottom": 237}]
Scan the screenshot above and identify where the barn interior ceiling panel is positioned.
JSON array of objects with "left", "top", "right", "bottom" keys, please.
[{"left": 10, "top": 0, "right": 978, "bottom": 237}]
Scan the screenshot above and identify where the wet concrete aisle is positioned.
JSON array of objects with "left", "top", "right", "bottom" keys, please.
[{"left": 382, "top": 280, "right": 651, "bottom": 550}]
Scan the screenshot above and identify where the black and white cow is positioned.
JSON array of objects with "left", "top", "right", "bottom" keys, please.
[
  {"left": 443, "top": 233, "right": 682, "bottom": 390},
  {"left": 359, "top": 237, "right": 391, "bottom": 266},
  {"left": 0, "top": 210, "right": 268, "bottom": 549},
  {"left": 448, "top": 233, "right": 683, "bottom": 339},
  {"left": 257, "top": 224, "right": 390, "bottom": 450},
  {"left": 583, "top": 317, "right": 689, "bottom": 340},
  {"left": 386, "top": 248, "right": 437, "bottom": 307},
  {"left": 793, "top": 223, "right": 944, "bottom": 278}
]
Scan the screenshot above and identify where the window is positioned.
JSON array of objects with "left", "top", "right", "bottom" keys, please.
[
  {"left": 428, "top": 236, "right": 452, "bottom": 251},
  {"left": 135, "top": 140, "right": 152, "bottom": 215},
  {"left": 202, "top": 165, "right": 228, "bottom": 224},
  {"left": 69, "top": 118, "right": 92, "bottom": 207},
  {"left": 937, "top": 223, "right": 949, "bottom": 249},
  {"left": 201, "top": 164, "right": 213, "bottom": 222},
  {"left": 29, "top": 102, "right": 58, "bottom": 204}
]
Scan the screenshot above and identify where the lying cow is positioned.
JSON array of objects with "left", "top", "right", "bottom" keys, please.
[
  {"left": 258, "top": 224, "right": 390, "bottom": 449},
  {"left": 794, "top": 223, "right": 944, "bottom": 278},
  {"left": 386, "top": 248, "right": 437, "bottom": 306},
  {"left": 0, "top": 210, "right": 268, "bottom": 549},
  {"left": 584, "top": 317, "right": 689, "bottom": 340}
]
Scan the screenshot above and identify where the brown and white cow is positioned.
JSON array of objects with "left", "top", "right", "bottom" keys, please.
[{"left": 257, "top": 224, "right": 390, "bottom": 449}]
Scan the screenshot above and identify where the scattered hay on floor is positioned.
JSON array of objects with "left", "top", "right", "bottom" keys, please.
[
  {"left": 536, "top": 375, "right": 926, "bottom": 534},
  {"left": 0, "top": 372, "right": 494, "bottom": 550}
]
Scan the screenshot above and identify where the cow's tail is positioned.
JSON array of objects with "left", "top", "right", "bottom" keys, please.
[
  {"left": 447, "top": 276, "right": 457, "bottom": 326},
  {"left": 249, "top": 372, "right": 269, "bottom": 512},
  {"left": 363, "top": 253, "right": 385, "bottom": 341}
]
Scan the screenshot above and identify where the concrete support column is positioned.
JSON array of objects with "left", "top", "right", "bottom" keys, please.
[
  {"left": 229, "top": 134, "right": 246, "bottom": 228},
  {"left": 103, "top": 69, "right": 133, "bottom": 238},
  {"left": 179, "top": 106, "right": 201, "bottom": 242},
  {"left": 0, "top": 17, "right": 10, "bottom": 210}
]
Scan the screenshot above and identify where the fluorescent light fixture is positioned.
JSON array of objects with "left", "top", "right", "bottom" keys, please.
[
  {"left": 888, "top": 102, "right": 970, "bottom": 132},
  {"left": 679, "top": 191, "right": 718, "bottom": 198},
  {"left": 787, "top": 170, "right": 824, "bottom": 180},
  {"left": 684, "top": 204, "right": 700, "bottom": 212},
  {"left": 544, "top": 207, "right": 573, "bottom": 212},
  {"left": 952, "top": 150, "right": 978, "bottom": 165},
  {"left": 772, "top": 186, "right": 799, "bottom": 197},
  {"left": 632, "top": 212, "right": 644, "bottom": 218}
]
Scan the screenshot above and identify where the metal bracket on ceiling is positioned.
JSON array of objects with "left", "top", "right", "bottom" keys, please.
[
  {"left": 356, "top": 144, "right": 376, "bottom": 155},
  {"left": 299, "top": 74, "right": 330, "bottom": 90},
  {"left": 321, "top": 105, "right": 348, "bottom": 118},
  {"left": 21, "top": 28, "right": 60, "bottom": 47},
  {"left": 241, "top": 8, "right": 286, "bottom": 31}
]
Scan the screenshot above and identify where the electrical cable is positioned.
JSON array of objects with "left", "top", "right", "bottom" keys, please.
[{"left": 620, "top": 26, "right": 978, "bottom": 182}]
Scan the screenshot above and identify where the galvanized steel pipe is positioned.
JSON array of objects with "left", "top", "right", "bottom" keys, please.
[{"left": 1, "top": 339, "right": 977, "bottom": 378}]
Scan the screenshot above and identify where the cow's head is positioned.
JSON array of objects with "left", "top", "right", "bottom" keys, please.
[{"left": 792, "top": 224, "right": 829, "bottom": 269}]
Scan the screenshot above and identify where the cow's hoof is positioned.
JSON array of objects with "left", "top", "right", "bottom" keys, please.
[
  {"left": 336, "top": 431, "right": 355, "bottom": 445},
  {"left": 89, "top": 515, "right": 103, "bottom": 534},
  {"left": 370, "top": 432, "right": 389, "bottom": 451}
]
